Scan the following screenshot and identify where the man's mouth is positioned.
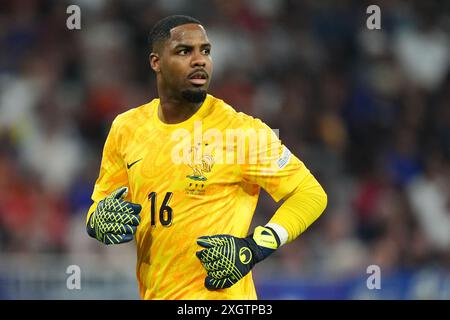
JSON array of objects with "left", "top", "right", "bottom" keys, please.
[{"left": 188, "top": 70, "right": 208, "bottom": 86}]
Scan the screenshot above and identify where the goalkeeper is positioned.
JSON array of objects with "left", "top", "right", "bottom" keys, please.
[{"left": 86, "top": 15, "right": 327, "bottom": 299}]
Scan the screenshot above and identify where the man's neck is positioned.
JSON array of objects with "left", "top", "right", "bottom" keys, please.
[{"left": 158, "top": 97, "right": 203, "bottom": 124}]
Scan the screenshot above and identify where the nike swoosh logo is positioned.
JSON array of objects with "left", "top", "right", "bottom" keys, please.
[{"left": 127, "top": 159, "right": 142, "bottom": 169}]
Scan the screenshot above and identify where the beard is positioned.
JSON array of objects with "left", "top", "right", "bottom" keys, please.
[{"left": 181, "top": 89, "right": 207, "bottom": 103}]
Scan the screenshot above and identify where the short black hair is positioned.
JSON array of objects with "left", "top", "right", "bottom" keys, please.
[{"left": 149, "top": 15, "right": 202, "bottom": 52}]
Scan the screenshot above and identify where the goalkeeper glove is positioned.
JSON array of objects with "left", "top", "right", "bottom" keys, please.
[
  {"left": 196, "top": 226, "right": 280, "bottom": 290},
  {"left": 87, "top": 186, "right": 141, "bottom": 245}
]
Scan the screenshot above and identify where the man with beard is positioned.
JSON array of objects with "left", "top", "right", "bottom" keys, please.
[{"left": 86, "top": 15, "right": 327, "bottom": 299}]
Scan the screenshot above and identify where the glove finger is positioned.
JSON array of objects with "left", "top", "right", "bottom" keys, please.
[
  {"left": 196, "top": 248, "right": 221, "bottom": 262},
  {"left": 203, "top": 260, "right": 226, "bottom": 273},
  {"left": 105, "top": 211, "right": 141, "bottom": 226},
  {"left": 209, "top": 268, "right": 243, "bottom": 285},
  {"left": 125, "top": 224, "right": 137, "bottom": 235},
  {"left": 111, "top": 186, "right": 128, "bottom": 200},
  {"left": 197, "top": 235, "right": 230, "bottom": 248},
  {"left": 118, "top": 211, "right": 141, "bottom": 225},
  {"left": 86, "top": 215, "right": 96, "bottom": 238},
  {"left": 103, "top": 222, "right": 137, "bottom": 235},
  {"left": 108, "top": 188, "right": 141, "bottom": 215},
  {"left": 105, "top": 198, "right": 141, "bottom": 216},
  {"left": 205, "top": 276, "right": 221, "bottom": 290},
  {"left": 197, "top": 236, "right": 215, "bottom": 249},
  {"left": 127, "top": 202, "right": 142, "bottom": 215},
  {"left": 118, "top": 200, "right": 142, "bottom": 216},
  {"left": 104, "top": 233, "right": 134, "bottom": 245},
  {"left": 204, "top": 276, "right": 233, "bottom": 290}
]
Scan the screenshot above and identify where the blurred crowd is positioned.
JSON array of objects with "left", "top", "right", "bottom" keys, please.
[{"left": 0, "top": 0, "right": 449, "bottom": 284}]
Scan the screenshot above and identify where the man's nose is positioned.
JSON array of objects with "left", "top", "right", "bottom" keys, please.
[{"left": 191, "top": 50, "right": 206, "bottom": 68}]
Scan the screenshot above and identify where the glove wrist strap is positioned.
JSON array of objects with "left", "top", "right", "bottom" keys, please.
[{"left": 246, "top": 226, "right": 281, "bottom": 263}]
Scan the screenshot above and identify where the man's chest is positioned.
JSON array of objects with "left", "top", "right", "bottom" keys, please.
[{"left": 120, "top": 128, "right": 242, "bottom": 197}]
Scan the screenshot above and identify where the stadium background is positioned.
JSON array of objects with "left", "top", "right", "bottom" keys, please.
[{"left": 0, "top": 0, "right": 449, "bottom": 299}]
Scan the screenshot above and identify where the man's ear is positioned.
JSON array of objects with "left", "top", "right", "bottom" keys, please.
[{"left": 150, "top": 52, "right": 160, "bottom": 72}]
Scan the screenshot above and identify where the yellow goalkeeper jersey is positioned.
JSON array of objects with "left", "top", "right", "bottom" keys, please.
[{"left": 87, "top": 94, "right": 311, "bottom": 299}]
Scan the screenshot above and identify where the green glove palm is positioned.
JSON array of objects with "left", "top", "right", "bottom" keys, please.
[
  {"left": 87, "top": 187, "right": 141, "bottom": 245},
  {"left": 196, "top": 226, "right": 280, "bottom": 290}
]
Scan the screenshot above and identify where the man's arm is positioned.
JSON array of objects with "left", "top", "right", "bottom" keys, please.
[
  {"left": 86, "top": 117, "right": 130, "bottom": 225},
  {"left": 196, "top": 118, "right": 327, "bottom": 289},
  {"left": 196, "top": 172, "right": 327, "bottom": 290},
  {"left": 86, "top": 117, "right": 141, "bottom": 245},
  {"left": 267, "top": 171, "right": 327, "bottom": 245}
]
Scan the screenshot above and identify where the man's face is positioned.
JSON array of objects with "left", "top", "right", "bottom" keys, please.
[{"left": 153, "top": 23, "right": 213, "bottom": 103}]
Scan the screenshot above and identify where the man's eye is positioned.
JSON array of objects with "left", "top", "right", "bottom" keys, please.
[
  {"left": 178, "top": 49, "right": 189, "bottom": 55},
  {"left": 202, "top": 49, "right": 211, "bottom": 55}
]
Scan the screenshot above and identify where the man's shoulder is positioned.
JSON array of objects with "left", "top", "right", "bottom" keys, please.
[
  {"left": 208, "top": 95, "right": 262, "bottom": 127},
  {"left": 112, "top": 100, "right": 157, "bottom": 128}
]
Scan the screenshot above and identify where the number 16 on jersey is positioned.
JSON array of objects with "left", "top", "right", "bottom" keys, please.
[{"left": 148, "top": 192, "right": 173, "bottom": 227}]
